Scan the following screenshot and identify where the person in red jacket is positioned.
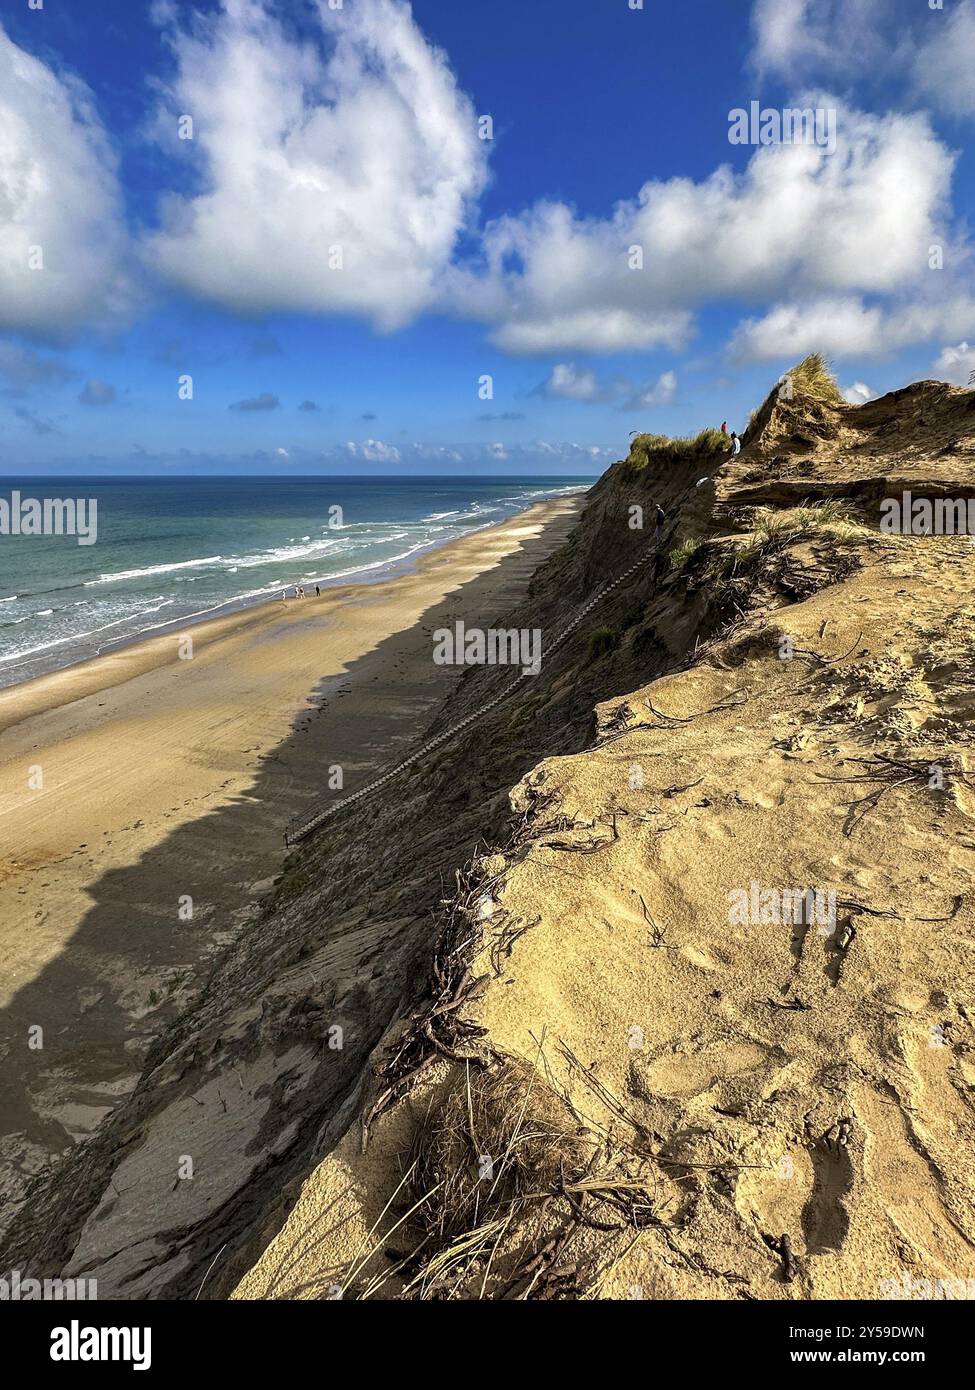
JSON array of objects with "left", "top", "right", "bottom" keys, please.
[{"left": 721, "top": 420, "right": 727, "bottom": 434}]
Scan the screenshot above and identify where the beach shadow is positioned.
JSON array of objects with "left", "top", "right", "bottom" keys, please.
[{"left": 0, "top": 510, "right": 587, "bottom": 1285}]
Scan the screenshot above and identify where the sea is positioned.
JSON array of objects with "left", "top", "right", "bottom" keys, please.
[{"left": 0, "top": 476, "right": 592, "bottom": 691}]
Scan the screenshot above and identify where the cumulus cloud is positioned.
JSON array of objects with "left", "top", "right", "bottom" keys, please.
[
  {"left": 750, "top": 0, "right": 975, "bottom": 123},
  {"left": 146, "top": 0, "right": 487, "bottom": 329},
  {"left": 842, "top": 381, "right": 876, "bottom": 405},
  {"left": 229, "top": 392, "right": 281, "bottom": 412},
  {"left": 0, "top": 25, "right": 130, "bottom": 339},
  {"left": 912, "top": 1, "right": 975, "bottom": 118},
  {"left": 344, "top": 439, "right": 402, "bottom": 463},
  {"left": 539, "top": 362, "right": 677, "bottom": 408},
  {"left": 540, "top": 363, "right": 606, "bottom": 402},
  {"left": 447, "top": 100, "right": 956, "bottom": 356},
  {"left": 933, "top": 342, "right": 975, "bottom": 386},
  {"left": 623, "top": 370, "right": 678, "bottom": 409},
  {"left": 730, "top": 293, "right": 975, "bottom": 361},
  {"left": 79, "top": 379, "right": 117, "bottom": 406},
  {"left": 749, "top": 0, "right": 889, "bottom": 79}
]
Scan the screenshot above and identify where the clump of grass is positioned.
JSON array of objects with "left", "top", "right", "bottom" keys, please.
[
  {"left": 626, "top": 426, "right": 727, "bottom": 471},
  {"left": 779, "top": 353, "right": 844, "bottom": 407},
  {"left": 668, "top": 537, "right": 702, "bottom": 570},
  {"left": 409, "top": 1060, "right": 595, "bottom": 1249},
  {"left": 754, "top": 499, "right": 850, "bottom": 543},
  {"left": 585, "top": 627, "right": 617, "bottom": 662}
]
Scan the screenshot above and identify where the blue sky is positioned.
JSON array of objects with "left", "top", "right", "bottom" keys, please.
[{"left": 1, "top": 0, "right": 974, "bottom": 476}]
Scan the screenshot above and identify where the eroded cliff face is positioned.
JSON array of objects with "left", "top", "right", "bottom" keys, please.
[{"left": 9, "top": 366, "right": 975, "bottom": 1301}]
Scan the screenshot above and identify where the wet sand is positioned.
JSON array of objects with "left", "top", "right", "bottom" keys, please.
[{"left": 0, "top": 495, "right": 582, "bottom": 1225}]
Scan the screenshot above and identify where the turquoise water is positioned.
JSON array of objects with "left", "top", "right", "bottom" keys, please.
[{"left": 0, "top": 476, "right": 590, "bottom": 690}]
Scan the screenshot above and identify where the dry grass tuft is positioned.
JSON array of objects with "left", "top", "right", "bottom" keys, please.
[
  {"left": 410, "top": 1059, "right": 596, "bottom": 1246},
  {"left": 781, "top": 353, "right": 845, "bottom": 407},
  {"left": 753, "top": 499, "right": 863, "bottom": 546}
]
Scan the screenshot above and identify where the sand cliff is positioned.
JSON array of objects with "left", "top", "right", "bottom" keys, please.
[{"left": 7, "top": 360, "right": 975, "bottom": 1300}]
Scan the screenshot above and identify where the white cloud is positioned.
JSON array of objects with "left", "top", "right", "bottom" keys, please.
[
  {"left": 730, "top": 293, "right": 975, "bottom": 361},
  {"left": 750, "top": 0, "right": 975, "bottom": 123},
  {"left": 344, "top": 439, "right": 402, "bottom": 463},
  {"left": 538, "top": 362, "right": 677, "bottom": 408},
  {"left": 730, "top": 297, "right": 884, "bottom": 360},
  {"left": 912, "top": 1, "right": 975, "bottom": 118},
  {"left": 933, "top": 342, "right": 975, "bottom": 386},
  {"left": 624, "top": 370, "right": 677, "bottom": 409},
  {"left": 0, "top": 25, "right": 130, "bottom": 338},
  {"left": 448, "top": 100, "right": 957, "bottom": 357},
  {"left": 342, "top": 439, "right": 611, "bottom": 472},
  {"left": 750, "top": 0, "right": 888, "bottom": 79},
  {"left": 146, "top": 0, "right": 486, "bottom": 329},
  {"left": 842, "top": 381, "right": 876, "bottom": 404},
  {"left": 541, "top": 363, "right": 604, "bottom": 402}
]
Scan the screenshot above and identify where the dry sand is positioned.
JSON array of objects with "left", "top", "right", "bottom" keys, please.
[
  {"left": 0, "top": 495, "right": 582, "bottom": 1223},
  {"left": 234, "top": 378, "right": 975, "bottom": 1302},
  {"left": 237, "top": 530, "right": 975, "bottom": 1304}
]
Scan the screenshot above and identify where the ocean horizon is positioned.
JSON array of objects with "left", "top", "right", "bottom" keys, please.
[{"left": 0, "top": 475, "right": 593, "bottom": 690}]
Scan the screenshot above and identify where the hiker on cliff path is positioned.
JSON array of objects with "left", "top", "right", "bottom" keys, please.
[
  {"left": 655, "top": 504, "right": 665, "bottom": 545},
  {"left": 729, "top": 431, "right": 741, "bottom": 456},
  {"left": 721, "top": 420, "right": 727, "bottom": 434}
]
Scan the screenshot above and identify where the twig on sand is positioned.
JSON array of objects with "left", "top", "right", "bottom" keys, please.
[{"left": 791, "top": 630, "right": 863, "bottom": 667}]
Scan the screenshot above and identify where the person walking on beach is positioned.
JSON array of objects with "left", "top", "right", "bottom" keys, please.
[
  {"left": 281, "top": 590, "right": 287, "bottom": 602},
  {"left": 655, "top": 504, "right": 665, "bottom": 546},
  {"left": 315, "top": 585, "right": 321, "bottom": 597}
]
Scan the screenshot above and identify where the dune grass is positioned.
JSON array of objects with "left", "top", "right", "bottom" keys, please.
[
  {"left": 779, "top": 353, "right": 845, "bottom": 407},
  {"left": 668, "top": 537, "right": 703, "bottom": 570},
  {"left": 751, "top": 499, "right": 866, "bottom": 548},
  {"left": 626, "top": 426, "right": 728, "bottom": 470}
]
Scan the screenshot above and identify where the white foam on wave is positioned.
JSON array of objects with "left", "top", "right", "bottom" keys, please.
[
  {"left": 0, "top": 598, "right": 176, "bottom": 667},
  {"left": 86, "top": 556, "right": 223, "bottom": 585}
]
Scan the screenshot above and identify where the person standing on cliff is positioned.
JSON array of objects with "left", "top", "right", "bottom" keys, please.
[
  {"left": 655, "top": 504, "right": 665, "bottom": 545},
  {"left": 721, "top": 420, "right": 727, "bottom": 434}
]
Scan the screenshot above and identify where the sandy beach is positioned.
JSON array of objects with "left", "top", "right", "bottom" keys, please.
[{"left": 0, "top": 494, "right": 582, "bottom": 1224}]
